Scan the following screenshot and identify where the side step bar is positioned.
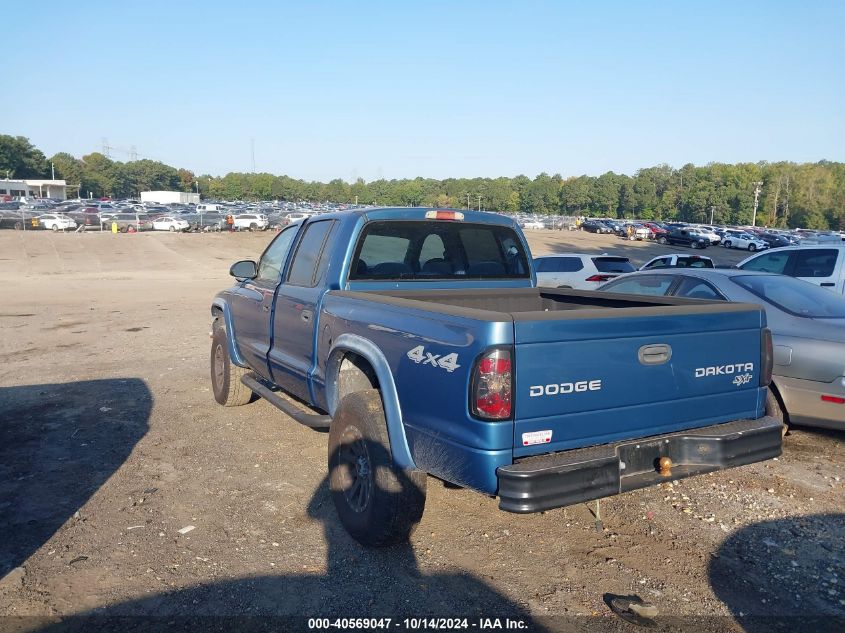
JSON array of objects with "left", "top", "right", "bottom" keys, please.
[{"left": 241, "top": 374, "right": 332, "bottom": 430}]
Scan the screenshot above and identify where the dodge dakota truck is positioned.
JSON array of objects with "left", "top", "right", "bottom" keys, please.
[{"left": 210, "top": 208, "right": 781, "bottom": 546}]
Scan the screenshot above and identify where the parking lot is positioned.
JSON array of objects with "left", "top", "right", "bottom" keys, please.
[{"left": 1, "top": 228, "right": 843, "bottom": 630}]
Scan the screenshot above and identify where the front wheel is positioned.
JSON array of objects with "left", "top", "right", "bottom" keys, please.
[
  {"left": 723, "top": 241, "right": 731, "bottom": 249},
  {"left": 51, "top": 224, "right": 59, "bottom": 232},
  {"left": 169, "top": 225, "right": 176, "bottom": 232},
  {"left": 249, "top": 223, "right": 257, "bottom": 232},
  {"left": 657, "top": 236, "right": 667, "bottom": 245},
  {"left": 748, "top": 243, "right": 757, "bottom": 252},
  {"left": 210, "top": 324, "right": 253, "bottom": 406},
  {"left": 328, "top": 389, "right": 427, "bottom": 547}
]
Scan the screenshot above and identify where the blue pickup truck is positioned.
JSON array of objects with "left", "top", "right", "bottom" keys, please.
[{"left": 210, "top": 208, "right": 781, "bottom": 546}]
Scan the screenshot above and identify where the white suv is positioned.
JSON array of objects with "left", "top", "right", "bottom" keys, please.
[
  {"left": 233, "top": 214, "right": 269, "bottom": 231},
  {"left": 738, "top": 245, "right": 845, "bottom": 294},
  {"left": 721, "top": 230, "right": 768, "bottom": 251},
  {"left": 534, "top": 253, "right": 636, "bottom": 289}
]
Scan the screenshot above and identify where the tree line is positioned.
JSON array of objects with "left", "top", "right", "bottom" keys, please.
[{"left": 1, "top": 134, "right": 843, "bottom": 229}]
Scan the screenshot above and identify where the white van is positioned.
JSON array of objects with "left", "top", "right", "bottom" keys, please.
[
  {"left": 197, "top": 204, "right": 224, "bottom": 213},
  {"left": 738, "top": 245, "right": 845, "bottom": 294}
]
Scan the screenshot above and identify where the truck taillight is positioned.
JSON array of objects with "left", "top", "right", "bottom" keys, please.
[
  {"left": 471, "top": 348, "right": 513, "bottom": 420},
  {"left": 761, "top": 328, "right": 773, "bottom": 387}
]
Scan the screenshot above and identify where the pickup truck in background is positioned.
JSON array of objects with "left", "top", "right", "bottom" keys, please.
[{"left": 210, "top": 208, "right": 781, "bottom": 546}]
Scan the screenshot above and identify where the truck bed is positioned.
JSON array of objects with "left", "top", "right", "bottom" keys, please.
[{"left": 332, "top": 286, "right": 757, "bottom": 320}]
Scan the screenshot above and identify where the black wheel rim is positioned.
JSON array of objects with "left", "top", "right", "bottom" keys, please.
[
  {"left": 213, "top": 343, "right": 225, "bottom": 390},
  {"left": 338, "top": 425, "right": 371, "bottom": 513}
]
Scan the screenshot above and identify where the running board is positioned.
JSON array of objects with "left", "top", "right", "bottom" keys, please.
[{"left": 241, "top": 375, "right": 332, "bottom": 430}]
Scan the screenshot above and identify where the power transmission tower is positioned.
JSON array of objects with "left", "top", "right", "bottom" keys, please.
[
  {"left": 102, "top": 137, "right": 111, "bottom": 157},
  {"left": 129, "top": 145, "right": 138, "bottom": 161}
]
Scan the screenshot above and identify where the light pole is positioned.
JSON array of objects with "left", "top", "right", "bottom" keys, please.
[
  {"left": 751, "top": 181, "right": 763, "bottom": 227},
  {"left": 477, "top": 195, "right": 481, "bottom": 212}
]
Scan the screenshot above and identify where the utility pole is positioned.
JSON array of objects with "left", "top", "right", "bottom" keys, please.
[
  {"left": 710, "top": 206, "right": 715, "bottom": 225},
  {"left": 477, "top": 195, "right": 481, "bottom": 211},
  {"left": 751, "top": 181, "right": 763, "bottom": 227},
  {"left": 51, "top": 162, "right": 55, "bottom": 180},
  {"left": 466, "top": 192, "right": 470, "bottom": 210}
]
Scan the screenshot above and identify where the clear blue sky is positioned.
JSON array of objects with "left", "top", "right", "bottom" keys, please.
[{"left": 3, "top": 1, "right": 843, "bottom": 181}]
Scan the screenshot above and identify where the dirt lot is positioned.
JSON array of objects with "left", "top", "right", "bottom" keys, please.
[{"left": 0, "top": 228, "right": 843, "bottom": 632}]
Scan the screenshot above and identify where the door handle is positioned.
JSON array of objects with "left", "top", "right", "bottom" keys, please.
[
  {"left": 301, "top": 309, "right": 312, "bottom": 322},
  {"left": 821, "top": 282, "right": 835, "bottom": 287}
]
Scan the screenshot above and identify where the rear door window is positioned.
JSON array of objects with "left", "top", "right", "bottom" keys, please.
[
  {"left": 602, "top": 276, "right": 675, "bottom": 296},
  {"left": 792, "top": 249, "right": 838, "bottom": 278},
  {"left": 674, "top": 278, "right": 725, "bottom": 300},
  {"left": 287, "top": 220, "right": 335, "bottom": 286}
]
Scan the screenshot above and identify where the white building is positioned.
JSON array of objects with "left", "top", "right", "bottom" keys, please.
[
  {"left": 141, "top": 191, "right": 200, "bottom": 204},
  {"left": 0, "top": 179, "right": 68, "bottom": 200}
]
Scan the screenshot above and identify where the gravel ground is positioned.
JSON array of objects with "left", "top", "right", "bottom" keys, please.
[{"left": 0, "top": 228, "right": 842, "bottom": 633}]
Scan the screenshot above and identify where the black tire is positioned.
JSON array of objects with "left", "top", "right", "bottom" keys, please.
[
  {"left": 51, "top": 224, "right": 59, "bottom": 232},
  {"left": 657, "top": 236, "right": 667, "bottom": 245},
  {"left": 723, "top": 241, "right": 731, "bottom": 249},
  {"left": 328, "top": 389, "right": 427, "bottom": 547},
  {"left": 766, "top": 388, "right": 789, "bottom": 437},
  {"left": 210, "top": 323, "right": 253, "bottom": 406},
  {"left": 169, "top": 225, "right": 176, "bottom": 232},
  {"left": 249, "top": 223, "right": 257, "bottom": 232},
  {"left": 690, "top": 241, "right": 698, "bottom": 249},
  {"left": 748, "top": 243, "right": 757, "bottom": 252}
]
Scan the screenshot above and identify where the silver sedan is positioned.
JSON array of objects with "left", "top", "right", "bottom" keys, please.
[{"left": 599, "top": 269, "right": 845, "bottom": 431}]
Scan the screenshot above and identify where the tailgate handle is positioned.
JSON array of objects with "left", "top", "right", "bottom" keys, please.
[{"left": 639, "top": 344, "right": 672, "bottom": 365}]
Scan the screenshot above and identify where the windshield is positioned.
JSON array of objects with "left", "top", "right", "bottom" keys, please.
[
  {"left": 733, "top": 275, "right": 845, "bottom": 318},
  {"left": 350, "top": 220, "right": 529, "bottom": 280}
]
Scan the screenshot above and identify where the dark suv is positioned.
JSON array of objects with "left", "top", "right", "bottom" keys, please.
[{"left": 658, "top": 228, "right": 710, "bottom": 249}]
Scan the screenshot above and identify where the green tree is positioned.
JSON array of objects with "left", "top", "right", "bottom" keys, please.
[{"left": 0, "top": 135, "right": 49, "bottom": 179}]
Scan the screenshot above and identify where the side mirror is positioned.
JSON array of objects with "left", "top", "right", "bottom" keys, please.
[{"left": 230, "top": 260, "right": 257, "bottom": 279}]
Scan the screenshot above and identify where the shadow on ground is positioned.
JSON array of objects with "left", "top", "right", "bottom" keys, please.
[
  {"left": 709, "top": 513, "right": 845, "bottom": 633},
  {"left": 0, "top": 379, "right": 151, "bottom": 576},
  {"left": 28, "top": 440, "right": 548, "bottom": 633}
]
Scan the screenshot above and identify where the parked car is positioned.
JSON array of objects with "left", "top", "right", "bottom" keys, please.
[
  {"left": 722, "top": 230, "right": 768, "bottom": 252},
  {"left": 105, "top": 213, "right": 153, "bottom": 232},
  {"left": 599, "top": 269, "right": 845, "bottom": 432},
  {"left": 621, "top": 223, "right": 651, "bottom": 240},
  {"left": 534, "top": 253, "right": 636, "bottom": 289},
  {"left": 757, "top": 233, "right": 795, "bottom": 249},
  {"left": 738, "top": 245, "right": 845, "bottom": 294},
  {"left": 233, "top": 214, "right": 269, "bottom": 231},
  {"left": 521, "top": 219, "right": 546, "bottom": 230},
  {"left": 37, "top": 213, "right": 77, "bottom": 231},
  {"left": 580, "top": 219, "right": 613, "bottom": 234},
  {"left": 282, "top": 212, "right": 310, "bottom": 226},
  {"left": 643, "top": 222, "right": 669, "bottom": 236},
  {"left": 211, "top": 207, "right": 780, "bottom": 546},
  {"left": 152, "top": 216, "right": 190, "bottom": 232},
  {"left": 657, "top": 228, "right": 710, "bottom": 249},
  {"left": 639, "top": 254, "right": 714, "bottom": 270}
]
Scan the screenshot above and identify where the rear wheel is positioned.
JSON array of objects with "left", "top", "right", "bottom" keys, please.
[
  {"left": 657, "top": 236, "right": 667, "bottom": 245},
  {"left": 723, "top": 241, "right": 732, "bottom": 248},
  {"left": 690, "top": 241, "right": 698, "bottom": 249},
  {"left": 766, "top": 388, "right": 789, "bottom": 437},
  {"left": 328, "top": 389, "right": 427, "bottom": 547},
  {"left": 51, "top": 224, "right": 59, "bottom": 232},
  {"left": 210, "top": 324, "right": 253, "bottom": 406},
  {"left": 169, "top": 225, "right": 176, "bottom": 232},
  {"left": 249, "top": 223, "right": 257, "bottom": 232}
]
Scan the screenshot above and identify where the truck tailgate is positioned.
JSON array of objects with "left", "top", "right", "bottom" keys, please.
[{"left": 513, "top": 306, "right": 766, "bottom": 456}]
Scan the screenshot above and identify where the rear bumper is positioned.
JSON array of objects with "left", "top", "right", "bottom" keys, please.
[{"left": 497, "top": 416, "right": 782, "bottom": 513}]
